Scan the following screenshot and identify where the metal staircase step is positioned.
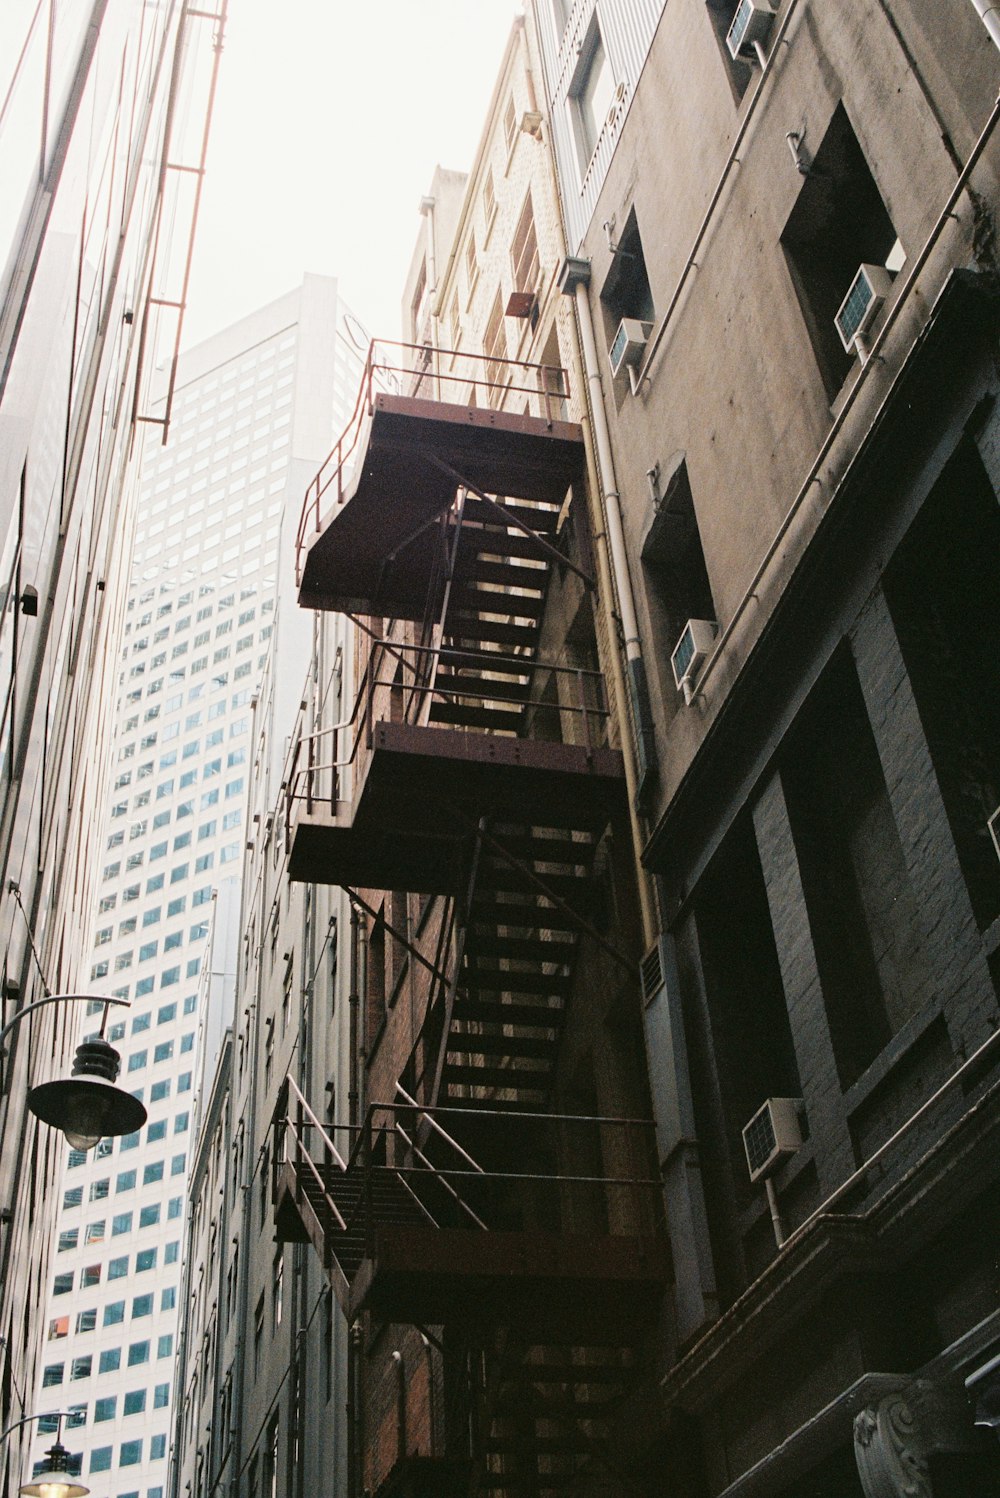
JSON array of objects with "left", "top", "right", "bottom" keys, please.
[
  {"left": 434, "top": 673, "right": 533, "bottom": 704},
  {"left": 468, "top": 902, "right": 583, "bottom": 933},
  {"left": 446, "top": 1031, "right": 559, "bottom": 1061},
  {"left": 443, "top": 617, "right": 541, "bottom": 649},
  {"left": 456, "top": 529, "right": 561, "bottom": 565},
  {"left": 464, "top": 933, "right": 575, "bottom": 963},
  {"left": 460, "top": 497, "right": 561, "bottom": 533},
  {"left": 441, "top": 1063, "right": 551, "bottom": 1092},
  {"left": 462, "top": 967, "right": 573, "bottom": 998},
  {"left": 454, "top": 558, "right": 549, "bottom": 590},
  {"left": 476, "top": 866, "right": 590, "bottom": 902},
  {"left": 429, "top": 701, "right": 525, "bottom": 732},
  {"left": 452, "top": 999, "right": 565, "bottom": 1029},
  {"left": 449, "top": 585, "right": 547, "bottom": 620}
]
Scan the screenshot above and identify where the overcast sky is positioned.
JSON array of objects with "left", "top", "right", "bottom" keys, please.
[{"left": 183, "top": 0, "right": 522, "bottom": 350}]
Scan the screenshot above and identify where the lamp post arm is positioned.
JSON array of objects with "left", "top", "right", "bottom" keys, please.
[
  {"left": 0, "top": 1411, "right": 70, "bottom": 1443},
  {"left": 0, "top": 994, "right": 130, "bottom": 1053}
]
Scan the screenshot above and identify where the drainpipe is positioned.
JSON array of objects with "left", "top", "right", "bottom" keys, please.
[
  {"left": 418, "top": 196, "right": 439, "bottom": 399},
  {"left": 348, "top": 904, "right": 361, "bottom": 1131},
  {"left": 391, "top": 1350, "right": 407, "bottom": 1462},
  {"left": 558, "top": 258, "right": 659, "bottom": 814},
  {"left": 347, "top": 1321, "right": 364, "bottom": 1498},
  {"left": 420, "top": 1334, "right": 436, "bottom": 1457},
  {"left": 971, "top": 0, "right": 1000, "bottom": 48}
]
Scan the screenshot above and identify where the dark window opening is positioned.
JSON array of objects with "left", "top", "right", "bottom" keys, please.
[
  {"left": 883, "top": 440, "right": 1000, "bottom": 933},
  {"left": 781, "top": 648, "right": 927, "bottom": 1089},
  {"left": 694, "top": 815, "right": 801, "bottom": 1204},
  {"left": 366, "top": 912, "right": 387, "bottom": 1049},
  {"left": 678, "top": 812, "right": 800, "bottom": 1306},
  {"left": 641, "top": 457, "right": 716, "bottom": 700},
  {"left": 600, "top": 208, "right": 655, "bottom": 350},
  {"left": 705, "top": 1, "right": 754, "bottom": 100},
  {"left": 782, "top": 103, "right": 901, "bottom": 398}
]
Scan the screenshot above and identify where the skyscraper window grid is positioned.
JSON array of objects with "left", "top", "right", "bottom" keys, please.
[{"left": 30, "top": 278, "right": 366, "bottom": 1489}]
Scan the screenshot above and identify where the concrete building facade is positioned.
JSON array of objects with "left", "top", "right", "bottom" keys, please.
[
  {"left": 531, "top": 0, "right": 1000, "bottom": 1492},
  {"left": 0, "top": 3, "right": 224, "bottom": 1492}
]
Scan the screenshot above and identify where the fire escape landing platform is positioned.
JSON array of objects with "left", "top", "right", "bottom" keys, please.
[
  {"left": 287, "top": 719, "right": 625, "bottom": 893},
  {"left": 346, "top": 1221, "right": 668, "bottom": 1336},
  {"left": 298, "top": 393, "right": 585, "bottom": 619},
  {"left": 272, "top": 1090, "right": 670, "bottom": 1341}
]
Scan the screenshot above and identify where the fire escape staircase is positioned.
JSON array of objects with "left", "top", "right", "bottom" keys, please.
[
  {"left": 285, "top": 342, "right": 625, "bottom": 896},
  {"left": 280, "top": 347, "right": 659, "bottom": 1497},
  {"left": 473, "top": 1335, "right": 647, "bottom": 1498}
]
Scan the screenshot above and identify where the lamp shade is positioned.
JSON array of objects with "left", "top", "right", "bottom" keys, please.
[
  {"left": 28, "top": 1038, "right": 146, "bottom": 1148},
  {"left": 19, "top": 1441, "right": 88, "bottom": 1498}
]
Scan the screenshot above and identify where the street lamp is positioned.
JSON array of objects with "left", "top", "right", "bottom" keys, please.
[
  {"left": 0, "top": 993, "right": 146, "bottom": 1149},
  {"left": 0, "top": 1414, "right": 88, "bottom": 1498}
]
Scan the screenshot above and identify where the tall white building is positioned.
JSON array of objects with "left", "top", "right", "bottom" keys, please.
[
  {"left": 30, "top": 276, "right": 366, "bottom": 1497},
  {"left": 0, "top": 4, "right": 225, "bottom": 1490}
]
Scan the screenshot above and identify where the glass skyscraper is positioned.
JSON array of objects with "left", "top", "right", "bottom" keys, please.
[
  {"left": 30, "top": 276, "right": 367, "bottom": 1495},
  {"left": 0, "top": 5, "right": 225, "bottom": 1491}
]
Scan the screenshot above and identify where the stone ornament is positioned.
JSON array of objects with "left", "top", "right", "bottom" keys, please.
[
  {"left": 854, "top": 1392, "right": 931, "bottom": 1498},
  {"left": 853, "top": 1378, "right": 982, "bottom": 1498}
]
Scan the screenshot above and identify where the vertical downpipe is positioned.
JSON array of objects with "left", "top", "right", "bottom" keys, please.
[
  {"left": 971, "top": 0, "right": 1000, "bottom": 48},
  {"left": 348, "top": 904, "right": 361, "bottom": 1130}
]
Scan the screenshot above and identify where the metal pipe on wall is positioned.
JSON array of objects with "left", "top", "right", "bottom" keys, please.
[
  {"left": 571, "top": 276, "right": 658, "bottom": 795},
  {"left": 971, "top": 0, "right": 1000, "bottom": 48},
  {"left": 562, "top": 267, "right": 658, "bottom": 949}
]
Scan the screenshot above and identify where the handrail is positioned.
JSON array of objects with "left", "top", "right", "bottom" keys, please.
[
  {"left": 395, "top": 1083, "right": 485, "bottom": 1176},
  {"left": 393, "top": 1122, "right": 488, "bottom": 1231},
  {"left": 282, "top": 1073, "right": 348, "bottom": 1171},
  {"left": 275, "top": 1089, "right": 665, "bottom": 1269},
  {"left": 385, "top": 1155, "right": 443, "bottom": 1228},
  {"left": 295, "top": 336, "right": 574, "bottom": 585},
  {"left": 283, "top": 631, "right": 614, "bottom": 842},
  {"left": 289, "top": 1100, "right": 660, "bottom": 1131}
]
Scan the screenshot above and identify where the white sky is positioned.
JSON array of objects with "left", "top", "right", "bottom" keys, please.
[{"left": 183, "top": 0, "right": 522, "bottom": 350}]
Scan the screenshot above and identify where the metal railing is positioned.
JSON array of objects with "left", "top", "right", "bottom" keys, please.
[
  {"left": 294, "top": 338, "right": 572, "bottom": 585},
  {"left": 273, "top": 1077, "right": 665, "bottom": 1281},
  {"left": 283, "top": 635, "right": 612, "bottom": 844}
]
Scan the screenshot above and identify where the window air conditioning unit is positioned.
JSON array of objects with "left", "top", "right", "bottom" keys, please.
[
  {"left": 609, "top": 318, "right": 653, "bottom": 380},
  {"left": 989, "top": 805, "right": 1000, "bottom": 865},
  {"left": 727, "top": 0, "right": 775, "bottom": 62},
  {"left": 671, "top": 618, "right": 717, "bottom": 702},
  {"left": 742, "top": 1098, "right": 802, "bottom": 1183},
  {"left": 835, "top": 263, "right": 893, "bottom": 355}
]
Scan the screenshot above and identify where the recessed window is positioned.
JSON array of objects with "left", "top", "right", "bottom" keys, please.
[
  {"left": 600, "top": 208, "right": 655, "bottom": 369},
  {"left": 781, "top": 103, "right": 902, "bottom": 397},
  {"left": 641, "top": 457, "right": 716, "bottom": 703},
  {"left": 483, "top": 291, "right": 508, "bottom": 407},
  {"left": 510, "top": 194, "right": 540, "bottom": 303},
  {"left": 483, "top": 167, "right": 497, "bottom": 234},
  {"left": 465, "top": 234, "right": 479, "bottom": 300},
  {"left": 569, "top": 17, "right": 615, "bottom": 173}
]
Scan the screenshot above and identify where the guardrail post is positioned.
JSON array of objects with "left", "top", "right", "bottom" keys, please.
[
  {"left": 362, "top": 1110, "right": 374, "bottom": 1260},
  {"left": 577, "top": 669, "right": 590, "bottom": 751}
]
